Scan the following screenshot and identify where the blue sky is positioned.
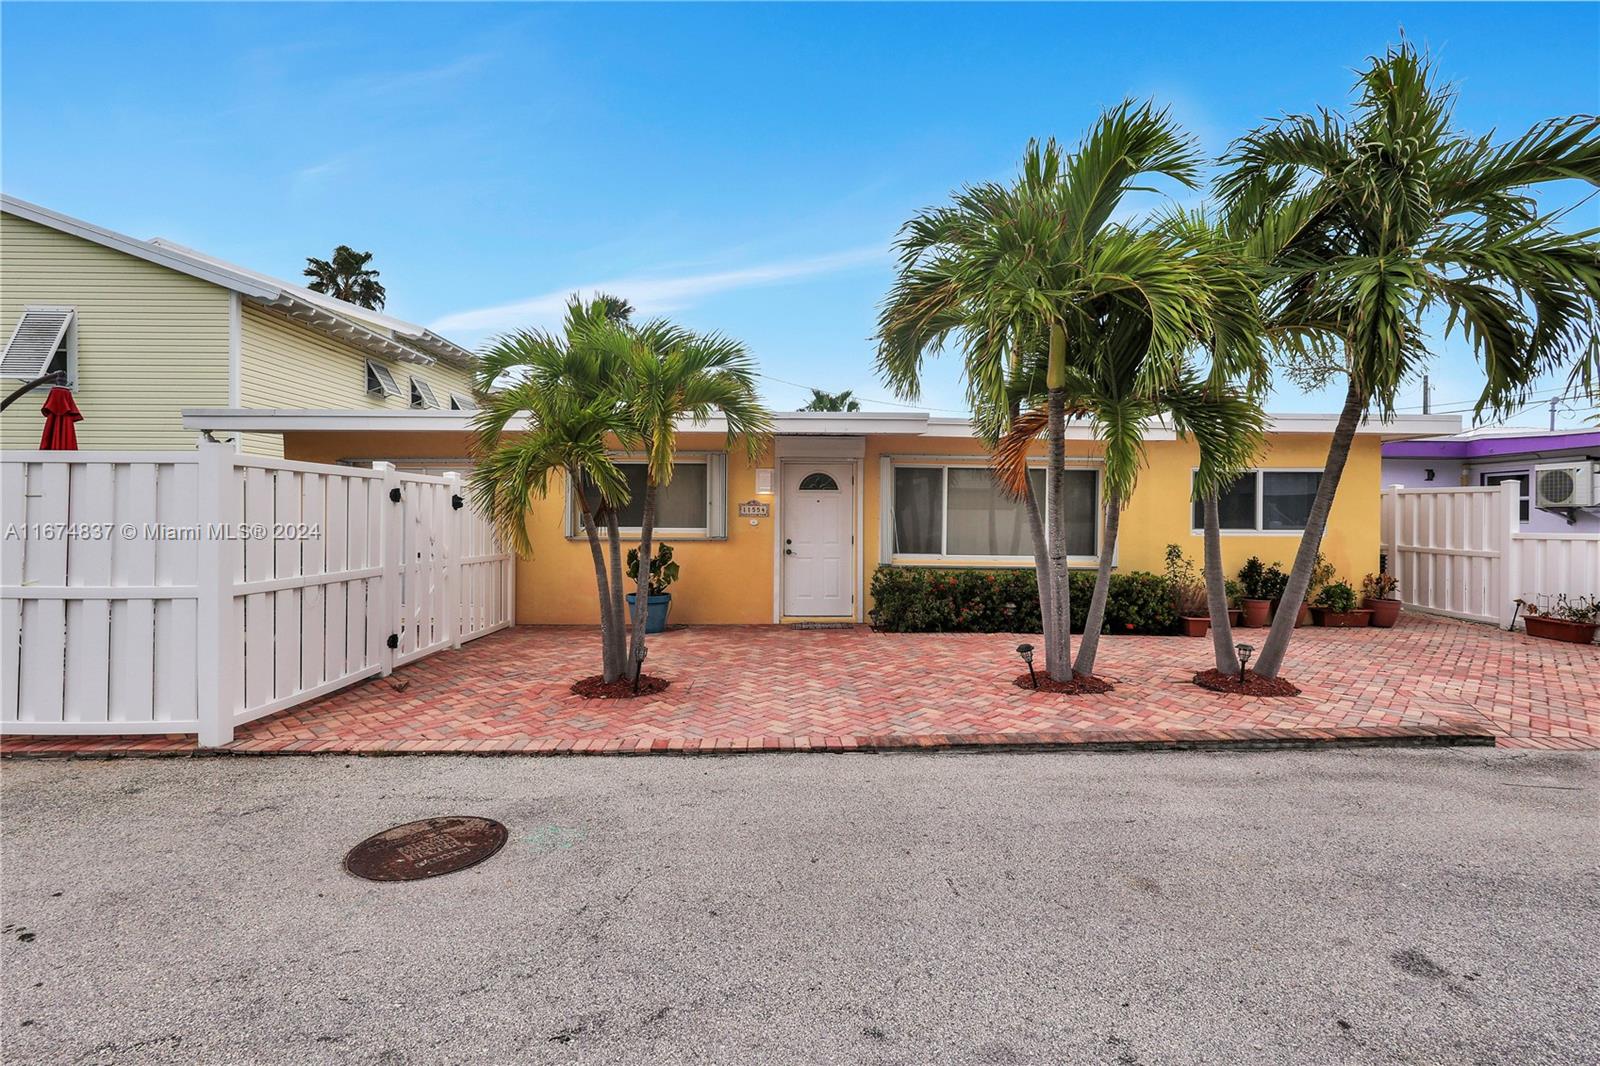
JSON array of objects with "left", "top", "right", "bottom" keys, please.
[{"left": 4, "top": 2, "right": 1597, "bottom": 426}]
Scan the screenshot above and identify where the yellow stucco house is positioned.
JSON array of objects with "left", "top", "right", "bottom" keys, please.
[
  {"left": 1, "top": 195, "right": 477, "bottom": 457},
  {"left": 181, "top": 407, "right": 1460, "bottom": 626}
]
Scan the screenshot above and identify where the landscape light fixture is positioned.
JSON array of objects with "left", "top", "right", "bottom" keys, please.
[
  {"left": 1235, "top": 643, "right": 1254, "bottom": 684},
  {"left": 632, "top": 645, "right": 649, "bottom": 694},
  {"left": 1016, "top": 643, "right": 1037, "bottom": 688}
]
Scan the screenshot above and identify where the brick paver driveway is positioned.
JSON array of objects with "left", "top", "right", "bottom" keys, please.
[{"left": 5, "top": 613, "right": 1594, "bottom": 756}]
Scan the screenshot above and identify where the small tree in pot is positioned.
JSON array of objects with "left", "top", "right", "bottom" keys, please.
[
  {"left": 1237, "top": 556, "right": 1274, "bottom": 627},
  {"left": 1166, "top": 544, "right": 1211, "bottom": 637},
  {"left": 626, "top": 543, "right": 680, "bottom": 634},
  {"left": 1361, "top": 572, "right": 1402, "bottom": 628}
]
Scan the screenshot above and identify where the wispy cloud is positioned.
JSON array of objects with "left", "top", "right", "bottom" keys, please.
[{"left": 431, "top": 245, "right": 888, "bottom": 333}]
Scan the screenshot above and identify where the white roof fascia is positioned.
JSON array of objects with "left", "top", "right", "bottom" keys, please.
[
  {"left": 2, "top": 194, "right": 280, "bottom": 299},
  {"left": 181, "top": 407, "right": 1467, "bottom": 440},
  {"left": 1, "top": 195, "right": 463, "bottom": 367},
  {"left": 147, "top": 237, "right": 476, "bottom": 365}
]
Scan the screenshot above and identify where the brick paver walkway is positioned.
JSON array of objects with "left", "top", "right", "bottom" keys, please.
[{"left": 5, "top": 613, "right": 1594, "bottom": 757}]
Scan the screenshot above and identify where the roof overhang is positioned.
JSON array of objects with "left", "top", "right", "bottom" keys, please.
[
  {"left": 2, "top": 193, "right": 473, "bottom": 369},
  {"left": 1383, "top": 429, "right": 1600, "bottom": 461},
  {"left": 181, "top": 408, "right": 1465, "bottom": 441}
]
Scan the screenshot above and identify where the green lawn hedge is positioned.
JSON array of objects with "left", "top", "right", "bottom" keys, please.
[{"left": 868, "top": 565, "right": 1177, "bottom": 634}]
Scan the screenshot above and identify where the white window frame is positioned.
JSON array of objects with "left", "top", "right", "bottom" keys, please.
[
  {"left": 366, "top": 359, "right": 401, "bottom": 398},
  {"left": 448, "top": 391, "right": 476, "bottom": 411},
  {"left": 2, "top": 305, "right": 77, "bottom": 385},
  {"left": 564, "top": 452, "right": 728, "bottom": 540},
  {"left": 1189, "top": 468, "right": 1325, "bottom": 534},
  {"left": 409, "top": 375, "right": 439, "bottom": 409},
  {"left": 884, "top": 458, "right": 1101, "bottom": 565},
  {"left": 1478, "top": 469, "right": 1531, "bottom": 524}
]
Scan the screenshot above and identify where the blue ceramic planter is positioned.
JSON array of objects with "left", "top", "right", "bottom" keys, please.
[{"left": 626, "top": 593, "right": 672, "bottom": 634}]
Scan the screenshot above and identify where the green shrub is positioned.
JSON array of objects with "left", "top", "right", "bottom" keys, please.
[
  {"left": 1314, "top": 579, "right": 1357, "bottom": 613},
  {"left": 869, "top": 566, "right": 1176, "bottom": 635}
]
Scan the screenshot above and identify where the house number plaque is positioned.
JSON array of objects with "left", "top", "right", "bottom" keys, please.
[{"left": 738, "top": 500, "right": 770, "bottom": 517}]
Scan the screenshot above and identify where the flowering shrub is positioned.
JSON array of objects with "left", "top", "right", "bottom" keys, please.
[{"left": 868, "top": 566, "right": 1177, "bottom": 634}]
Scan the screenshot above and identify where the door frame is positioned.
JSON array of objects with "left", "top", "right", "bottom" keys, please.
[{"left": 773, "top": 456, "right": 863, "bottom": 622}]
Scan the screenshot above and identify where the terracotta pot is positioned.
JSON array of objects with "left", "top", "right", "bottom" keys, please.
[
  {"left": 1311, "top": 607, "right": 1373, "bottom": 629},
  {"left": 1364, "top": 597, "right": 1402, "bottom": 628},
  {"left": 1179, "top": 616, "right": 1210, "bottom": 638},
  {"left": 1295, "top": 604, "right": 1313, "bottom": 628},
  {"left": 1241, "top": 599, "right": 1272, "bottom": 627},
  {"left": 1229, "top": 608, "right": 1244, "bottom": 627},
  {"left": 1523, "top": 615, "right": 1600, "bottom": 644}
]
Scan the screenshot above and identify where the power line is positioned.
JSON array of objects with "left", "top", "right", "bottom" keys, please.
[{"left": 757, "top": 371, "right": 971, "bottom": 415}]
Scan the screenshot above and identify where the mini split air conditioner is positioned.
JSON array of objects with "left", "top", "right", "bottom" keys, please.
[{"left": 1533, "top": 461, "right": 1600, "bottom": 510}]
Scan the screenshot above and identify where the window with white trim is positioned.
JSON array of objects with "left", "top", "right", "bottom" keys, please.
[
  {"left": 1479, "top": 471, "right": 1531, "bottom": 523},
  {"left": 2, "top": 307, "right": 76, "bottom": 384},
  {"left": 890, "top": 463, "right": 1097, "bottom": 559},
  {"left": 566, "top": 455, "right": 728, "bottom": 538},
  {"left": 449, "top": 391, "right": 476, "bottom": 411},
  {"left": 366, "top": 359, "right": 401, "bottom": 398},
  {"left": 409, "top": 375, "right": 438, "bottom": 409},
  {"left": 1191, "top": 469, "right": 1322, "bottom": 532}
]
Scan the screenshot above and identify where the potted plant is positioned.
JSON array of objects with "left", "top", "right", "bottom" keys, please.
[
  {"left": 1361, "top": 572, "right": 1402, "bottom": 628},
  {"left": 1237, "top": 556, "right": 1275, "bottom": 627},
  {"left": 1522, "top": 595, "right": 1600, "bottom": 645},
  {"left": 1225, "top": 579, "right": 1245, "bottom": 627},
  {"left": 1165, "top": 544, "right": 1210, "bottom": 637},
  {"left": 1310, "top": 579, "right": 1372, "bottom": 628},
  {"left": 625, "top": 543, "right": 680, "bottom": 634}
]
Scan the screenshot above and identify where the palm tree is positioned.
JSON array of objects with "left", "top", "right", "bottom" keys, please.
[
  {"left": 878, "top": 103, "right": 1219, "bottom": 682},
  {"left": 798, "top": 388, "right": 862, "bottom": 412},
  {"left": 469, "top": 296, "right": 636, "bottom": 681},
  {"left": 468, "top": 295, "right": 770, "bottom": 683},
  {"left": 1218, "top": 43, "right": 1600, "bottom": 678},
  {"left": 992, "top": 365, "right": 1265, "bottom": 677},
  {"left": 1155, "top": 205, "right": 1306, "bottom": 673},
  {"left": 303, "top": 246, "right": 387, "bottom": 309},
  {"left": 600, "top": 322, "right": 771, "bottom": 675}
]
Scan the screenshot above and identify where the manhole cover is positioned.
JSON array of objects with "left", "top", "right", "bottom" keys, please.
[{"left": 343, "top": 816, "right": 508, "bottom": 882}]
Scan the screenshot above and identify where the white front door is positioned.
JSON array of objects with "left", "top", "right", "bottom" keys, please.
[{"left": 782, "top": 462, "right": 854, "bottom": 617}]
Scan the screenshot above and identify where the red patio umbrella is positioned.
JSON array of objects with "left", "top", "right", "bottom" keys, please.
[{"left": 38, "top": 386, "right": 82, "bottom": 450}]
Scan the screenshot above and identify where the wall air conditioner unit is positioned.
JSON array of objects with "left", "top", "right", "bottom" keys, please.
[{"left": 1533, "top": 461, "right": 1600, "bottom": 510}]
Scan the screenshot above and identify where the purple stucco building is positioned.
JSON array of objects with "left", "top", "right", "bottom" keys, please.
[{"left": 1382, "top": 428, "right": 1600, "bottom": 533}]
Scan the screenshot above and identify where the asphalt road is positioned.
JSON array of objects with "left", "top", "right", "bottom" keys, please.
[{"left": 3, "top": 748, "right": 1596, "bottom": 1065}]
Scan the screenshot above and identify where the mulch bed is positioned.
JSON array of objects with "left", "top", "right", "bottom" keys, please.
[
  {"left": 1192, "top": 669, "right": 1301, "bottom": 697},
  {"left": 570, "top": 674, "right": 671, "bottom": 699},
  {"left": 1013, "top": 672, "right": 1114, "bottom": 695}
]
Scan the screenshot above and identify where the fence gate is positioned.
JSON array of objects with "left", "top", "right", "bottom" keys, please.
[
  {"left": 2, "top": 442, "right": 516, "bottom": 745},
  {"left": 390, "top": 471, "right": 457, "bottom": 667},
  {"left": 1381, "top": 480, "right": 1600, "bottom": 626}
]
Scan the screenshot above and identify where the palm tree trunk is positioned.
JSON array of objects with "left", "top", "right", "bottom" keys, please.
[
  {"left": 1202, "top": 494, "right": 1239, "bottom": 674},
  {"left": 1255, "top": 377, "right": 1366, "bottom": 678},
  {"left": 627, "top": 481, "right": 658, "bottom": 679},
  {"left": 1021, "top": 471, "right": 1053, "bottom": 648},
  {"left": 1008, "top": 336, "right": 1053, "bottom": 649},
  {"left": 602, "top": 507, "right": 628, "bottom": 682},
  {"left": 1072, "top": 492, "right": 1121, "bottom": 677},
  {"left": 1044, "top": 387, "right": 1073, "bottom": 681},
  {"left": 572, "top": 479, "right": 619, "bottom": 682}
]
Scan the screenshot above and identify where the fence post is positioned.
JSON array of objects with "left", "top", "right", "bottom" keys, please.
[
  {"left": 1386, "top": 486, "right": 1405, "bottom": 606},
  {"left": 1500, "top": 479, "right": 1522, "bottom": 627},
  {"left": 375, "top": 462, "right": 400, "bottom": 676},
  {"left": 443, "top": 472, "right": 463, "bottom": 650},
  {"left": 195, "top": 438, "right": 235, "bottom": 747}
]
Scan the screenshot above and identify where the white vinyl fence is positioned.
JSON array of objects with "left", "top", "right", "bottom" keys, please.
[
  {"left": 2, "top": 442, "right": 514, "bottom": 744},
  {"left": 1381, "top": 481, "right": 1600, "bottom": 626}
]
